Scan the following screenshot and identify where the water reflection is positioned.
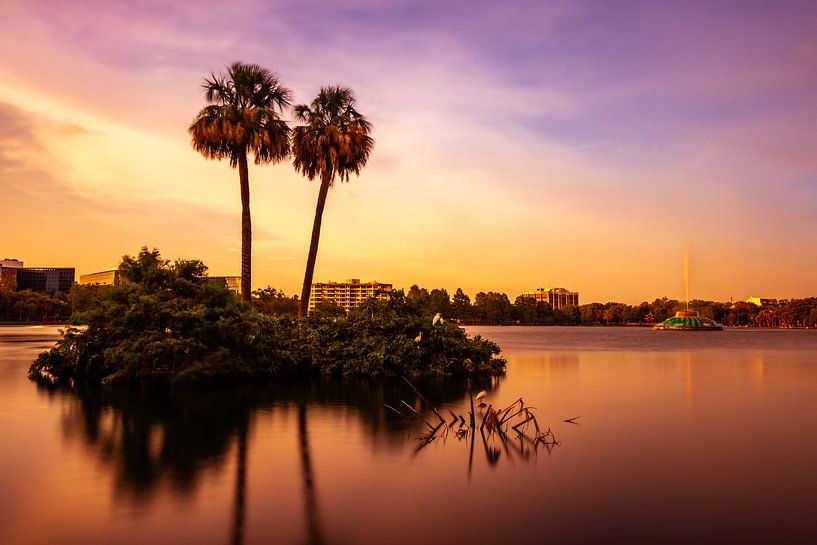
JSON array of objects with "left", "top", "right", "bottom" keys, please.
[
  {"left": 685, "top": 352, "right": 693, "bottom": 412},
  {"left": 9, "top": 327, "right": 817, "bottom": 545},
  {"left": 35, "top": 375, "right": 500, "bottom": 543},
  {"left": 412, "top": 384, "right": 560, "bottom": 478},
  {"left": 298, "top": 401, "right": 323, "bottom": 545},
  {"left": 231, "top": 417, "right": 248, "bottom": 545}
]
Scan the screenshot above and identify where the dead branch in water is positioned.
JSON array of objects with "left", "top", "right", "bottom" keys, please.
[
  {"left": 388, "top": 379, "right": 563, "bottom": 463},
  {"left": 402, "top": 376, "right": 430, "bottom": 405},
  {"left": 399, "top": 399, "right": 419, "bottom": 414}
]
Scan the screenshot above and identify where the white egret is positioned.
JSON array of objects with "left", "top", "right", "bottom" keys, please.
[
  {"left": 475, "top": 390, "right": 488, "bottom": 408},
  {"left": 432, "top": 313, "right": 444, "bottom": 326}
]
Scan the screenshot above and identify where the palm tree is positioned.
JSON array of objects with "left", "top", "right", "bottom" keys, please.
[
  {"left": 292, "top": 86, "right": 374, "bottom": 316},
  {"left": 189, "top": 62, "right": 291, "bottom": 303}
]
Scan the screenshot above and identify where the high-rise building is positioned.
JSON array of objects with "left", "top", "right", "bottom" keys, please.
[
  {"left": 308, "top": 279, "right": 392, "bottom": 313},
  {"left": 14, "top": 267, "right": 75, "bottom": 294},
  {"left": 520, "top": 287, "right": 579, "bottom": 309}
]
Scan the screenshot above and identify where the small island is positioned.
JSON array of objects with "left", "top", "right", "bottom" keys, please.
[{"left": 29, "top": 248, "right": 505, "bottom": 385}]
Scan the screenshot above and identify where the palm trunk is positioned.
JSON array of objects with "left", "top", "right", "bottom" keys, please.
[
  {"left": 298, "top": 172, "right": 331, "bottom": 317},
  {"left": 238, "top": 151, "right": 251, "bottom": 303}
]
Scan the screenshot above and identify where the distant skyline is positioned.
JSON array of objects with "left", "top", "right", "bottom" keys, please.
[{"left": 1, "top": 0, "right": 815, "bottom": 304}]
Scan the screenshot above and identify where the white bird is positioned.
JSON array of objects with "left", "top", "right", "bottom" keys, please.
[
  {"left": 475, "top": 390, "right": 488, "bottom": 408},
  {"left": 414, "top": 332, "right": 422, "bottom": 343},
  {"left": 432, "top": 313, "right": 444, "bottom": 326}
]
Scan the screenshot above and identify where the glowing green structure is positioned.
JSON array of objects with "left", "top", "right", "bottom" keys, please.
[{"left": 653, "top": 310, "right": 723, "bottom": 331}]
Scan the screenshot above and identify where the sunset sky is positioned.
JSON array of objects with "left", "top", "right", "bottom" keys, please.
[{"left": 1, "top": 0, "right": 815, "bottom": 304}]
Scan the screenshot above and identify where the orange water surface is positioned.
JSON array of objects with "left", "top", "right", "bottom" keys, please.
[{"left": 2, "top": 325, "right": 817, "bottom": 545}]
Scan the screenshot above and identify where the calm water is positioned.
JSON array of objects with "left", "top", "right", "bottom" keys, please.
[{"left": 2, "top": 325, "right": 817, "bottom": 545}]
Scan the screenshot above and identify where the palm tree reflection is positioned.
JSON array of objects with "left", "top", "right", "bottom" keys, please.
[
  {"left": 298, "top": 399, "right": 325, "bottom": 545},
  {"left": 36, "top": 377, "right": 505, "bottom": 544},
  {"left": 231, "top": 420, "right": 248, "bottom": 545}
]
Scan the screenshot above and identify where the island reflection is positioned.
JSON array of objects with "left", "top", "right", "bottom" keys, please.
[{"left": 37, "top": 376, "right": 502, "bottom": 545}]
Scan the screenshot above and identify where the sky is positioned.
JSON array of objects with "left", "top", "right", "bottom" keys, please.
[{"left": 0, "top": 0, "right": 815, "bottom": 304}]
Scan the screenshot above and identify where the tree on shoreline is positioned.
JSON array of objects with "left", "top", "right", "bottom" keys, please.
[
  {"left": 451, "top": 288, "right": 472, "bottom": 323},
  {"left": 189, "top": 62, "right": 292, "bottom": 303},
  {"left": 292, "top": 86, "right": 374, "bottom": 317},
  {"left": 252, "top": 286, "right": 298, "bottom": 316},
  {"left": 0, "top": 289, "right": 69, "bottom": 323}
]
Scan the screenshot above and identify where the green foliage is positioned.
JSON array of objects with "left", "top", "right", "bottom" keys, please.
[
  {"left": 398, "top": 286, "right": 817, "bottom": 327},
  {"left": 29, "top": 249, "right": 504, "bottom": 385},
  {"left": 451, "top": 288, "right": 472, "bottom": 322},
  {"left": 251, "top": 287, "right": 298, "bottom": 316},
  {"left": 407, "top": 284, "right": 429, "bottom": 306},
  {"left": 473, "top": 292, "right": 513, "bottom": 325},
  {"left": 298, "top": 292, "right": 504, "bottom": 378},
  {"left": 311, "top": 301, "right": 348, "bottom": 317},
  {"left": 513, "top": 296, "right": 555, "bottom": 325},
  {"left": 427, "top": 288, "right": 451, "bottom": 316},
  {"left": 0, "top": 289, "right": 70, "bottom": 322},
  {"left": 69, "top": 284, "right": 110, "bottom": 316}
]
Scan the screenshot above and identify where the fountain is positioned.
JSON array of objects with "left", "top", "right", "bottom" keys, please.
[
  {"left": 653, "top": 309, "right": 723, "bottom": 331},
  {"left": 653, "top": 246, "right": 723, "bottom": 331}
]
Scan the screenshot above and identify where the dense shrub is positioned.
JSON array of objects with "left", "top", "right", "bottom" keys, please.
[{"left": 29, "top": 249, "right": 505, "bottom": 385}]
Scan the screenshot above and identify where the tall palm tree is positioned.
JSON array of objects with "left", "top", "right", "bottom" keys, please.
[
  {"left": 189, "top": 62, "right": 291, "bottom": 303},
  {"left": 292, "top": 86, "right": 374, "bottom": 317}
]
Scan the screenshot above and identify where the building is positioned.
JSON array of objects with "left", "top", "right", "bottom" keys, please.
[
  {"left": 2, "top": 259, "right": 75, "bottom": 293},
  {"left": 520, "top": 287, "right": 579, "bottom": 309},
  {"left": 0, "top": 259, "right": 23, "bottom": 290},
  {"left": 79, "top": 269, "right": 242, "bottom": 295},
  {"left": 746, "top": 297, "right": 778, "bottom": 308},
  {"left": 79, "top": 269, "right": 124, "bottom": 286},
  {"left": 14, "top": 267, "right": 75, "bottom": 294},
  {"left": 206, "top": 276, "right": 242, "bottom": 295},
  {"left": 308, "top": 279, "right": 392, "bottom": 313}
]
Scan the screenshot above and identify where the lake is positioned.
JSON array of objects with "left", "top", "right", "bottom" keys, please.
[{"left": 2, "top": 325, "right": 817, "bottom": 545}]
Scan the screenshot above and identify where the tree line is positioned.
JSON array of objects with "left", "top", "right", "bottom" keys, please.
[
  {"left": 0, "top": 290, "right": 70, "bottom": 323},
  {"left": 6, "top": 282, "right": 817, "bottom": 328},
  {"left": 246, "top": 284, "right": 817, "bottom": 328}
]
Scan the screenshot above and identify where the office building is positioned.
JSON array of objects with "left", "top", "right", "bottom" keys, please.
[
  {"left": 520, "top": 287, "right": 579, "bottom": 309},
  {"left": 308, "top": 279, "right": 392, "bottom": 312},
  {"left": 14, "top": 267, "right": 75, "bottom": 294},
  {"left": 79, "top": 269, "right": 124, "bottom": 286}
]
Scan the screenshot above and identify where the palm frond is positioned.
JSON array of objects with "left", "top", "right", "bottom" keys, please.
[
  {"left": 291, "top": 85, "right": 374, "bottom": 185},
  {"left": 189, "top": 62, "right": 293, "bottom": 166}
]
